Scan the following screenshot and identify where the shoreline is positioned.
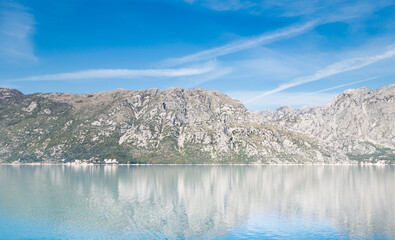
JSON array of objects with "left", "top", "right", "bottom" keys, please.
[{"left": 0, "top": 162, "right": 392, "bottom": 166}]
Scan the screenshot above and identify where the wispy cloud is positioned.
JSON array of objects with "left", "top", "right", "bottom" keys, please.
[
  {"left": 166, "top": 21, "right": 317, "bottom": 65},
  {"left": 246, "top": 44, "right": 395, "bottom": 103},
  {"left": 0, "top": 1, "right": 37, "bottom": 61},
  {"left": 170, "top": 0, "right": 392, "bottom": 67},
  {"left": 7, "top": 64, "right": 216, "bottom": 82},
  {"left": 227, "top": 77, "right": 379, "bottom": 110},
  {"left": 312, "top": 76, "right": 379, "bottom": 93}
]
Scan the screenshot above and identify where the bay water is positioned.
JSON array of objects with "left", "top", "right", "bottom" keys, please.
[{"left": 0, "top": 165, "right": 394, "bottom": 239}]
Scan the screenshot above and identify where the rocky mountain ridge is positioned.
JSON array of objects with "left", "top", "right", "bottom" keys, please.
[
  {"left": 256, "top": 84, "right": 395, "bottom": 162},
  {"left": 0, "top": 87, "right": 345, "bottom": 164}
]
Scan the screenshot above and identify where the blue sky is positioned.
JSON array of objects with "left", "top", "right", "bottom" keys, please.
[{"left": 0, "top": 0, "right": 394, "bottom": 110}]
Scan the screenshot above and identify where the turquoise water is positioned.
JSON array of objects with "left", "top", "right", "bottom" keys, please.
[{"left": 0, "top": 165, "right": 394, "bottom": 239}]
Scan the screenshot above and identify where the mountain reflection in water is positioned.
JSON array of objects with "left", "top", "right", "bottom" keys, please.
[{"left": 0, "top": 165, "right": 394, "bottom": 239}]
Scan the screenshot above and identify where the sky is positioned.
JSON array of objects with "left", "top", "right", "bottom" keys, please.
[{"left": 0, "top": 0, "right": 394, "bottom": 110}]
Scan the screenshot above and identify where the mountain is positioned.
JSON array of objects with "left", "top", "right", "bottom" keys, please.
[
  {"left": 0, "top": 88, "right": 345, "bottom": 164},
  {"left": 256, "top": 84, "right": 395, "bottom": 162}
]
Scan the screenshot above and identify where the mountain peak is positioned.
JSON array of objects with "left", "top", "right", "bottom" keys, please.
[
  {"left": 0, "top": 88, "right": 24, "bottom": 100},
  {"left": 342, "top": 86, "right": 370, "bottom": 95}
]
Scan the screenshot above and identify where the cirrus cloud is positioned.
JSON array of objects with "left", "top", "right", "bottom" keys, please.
[
  {"left": 0, "top": 1, "right": 37, "bottom": 61},
  {"left": 7, "top": 64, "right": 216, "bottom": 82},
  {"left": 166, "top": 21, "right": 317, "bottom": 65},
  {"left": 246, "top": 43, "right": 395, "bottom": 103}
]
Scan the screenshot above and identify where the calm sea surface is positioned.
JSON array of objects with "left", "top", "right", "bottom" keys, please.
[{"left": 0, "top": 165, "right": 394, "bottom": 239}]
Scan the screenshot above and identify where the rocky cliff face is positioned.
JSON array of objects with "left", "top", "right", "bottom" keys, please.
[
  {"left": 0, "top": 88, "right": 344, "bottom": 163},
  {"left": 257, "top": 84, "right": 395, "bottom": 162}
]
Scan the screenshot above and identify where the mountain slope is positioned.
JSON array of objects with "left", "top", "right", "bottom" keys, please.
[
  {"left": 257, "top": 84, "right": 395, "bottom": 162},
  {"left": 0, "top": 88, "right": 345, "bottom": 163}
]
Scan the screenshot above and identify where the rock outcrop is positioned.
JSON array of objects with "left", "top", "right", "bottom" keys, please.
[{"left": 257, "top": 84, "right": 395, "bottom": 162}]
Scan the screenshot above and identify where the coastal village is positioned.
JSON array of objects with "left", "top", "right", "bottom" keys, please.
[{"left": 68, "top": 157, "right": 118, "bottom": 165}]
